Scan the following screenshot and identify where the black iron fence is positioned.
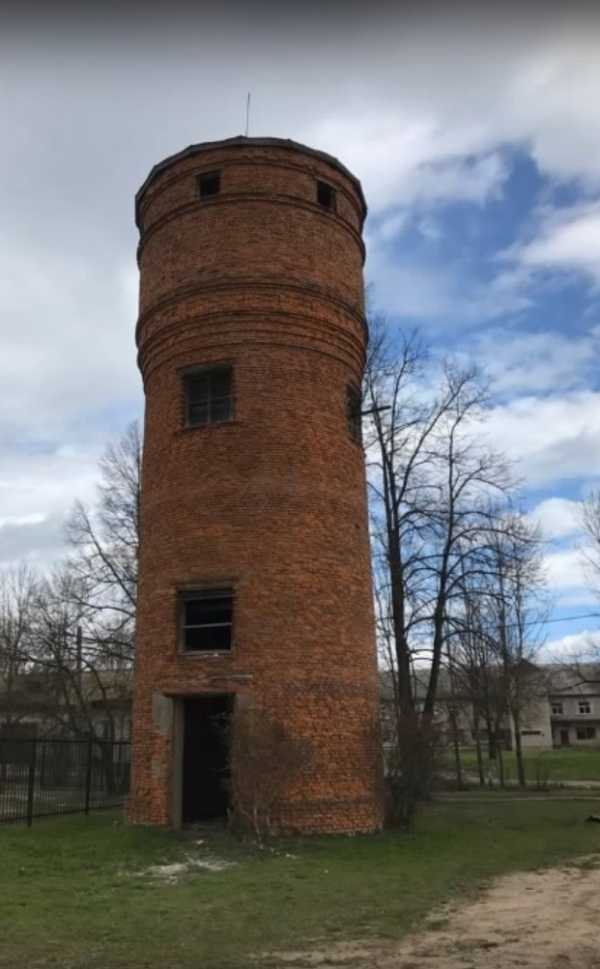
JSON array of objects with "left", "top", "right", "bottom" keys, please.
[{"left": 0, "top": 738, "right": 130, "bottom": 826}]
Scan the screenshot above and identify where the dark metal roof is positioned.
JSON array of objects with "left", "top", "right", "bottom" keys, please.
[{"left": 135, "top": 135, "right": 367, "bottom": 229}]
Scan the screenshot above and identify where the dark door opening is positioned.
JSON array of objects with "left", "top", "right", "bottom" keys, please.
[
  {"left": 560, "top": 728, "right": 570, "bottom": 747},
  {"left": 182, "top": 695, "right": 232, "bottom": 823}
]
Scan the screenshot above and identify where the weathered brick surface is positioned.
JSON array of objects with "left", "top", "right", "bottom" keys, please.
[{"left": 129, "top": 137, "right": 383, "bottom": 833}]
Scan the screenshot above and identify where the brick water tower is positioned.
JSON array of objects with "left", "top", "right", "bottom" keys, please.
[{"left": 129, "top": 136, "right": 382, "bottom": 833}]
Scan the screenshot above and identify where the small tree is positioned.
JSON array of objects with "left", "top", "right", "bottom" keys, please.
[{"left": 228, "top": 704, "right": 312, "bottom": 843}]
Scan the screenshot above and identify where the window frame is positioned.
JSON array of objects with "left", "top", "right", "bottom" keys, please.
[
  {"left": 197, "top": 169, "right": 222, "bottom": 199},
  {"left": 346, "top": 382, "right": 363, "bottom": 446},
  {"left": 578, "top": 700, "right": 592, "bottom": 716},
  {"left": 576, "top": 726, "right": 596, "bottom": 740},
  {"left": 182, "top": 364, "right": 234, "bottom": 428},
  {"left": 179, "top": 587, "right": 234, "bottom": 654},
  {"left": 551, "top": 702, "right": 564, "bottom": 715},
  {"left": 316, "top": 179, "right": 336, "bottom": 211}
]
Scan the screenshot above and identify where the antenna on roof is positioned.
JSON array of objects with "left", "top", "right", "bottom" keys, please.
[{"left": 245, "top": 92, "right": 251, "bottom": 137}]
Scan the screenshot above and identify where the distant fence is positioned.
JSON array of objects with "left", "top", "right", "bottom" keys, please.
[{"left": 0, "top": 738, "right": 130, "bottom": 826}]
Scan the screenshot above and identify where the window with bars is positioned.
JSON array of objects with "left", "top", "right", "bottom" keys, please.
[
  {"left": 576, "top": 726, "right": 596, "bottom": 740},
  {"left": 180, "top": 589, "right": 233, "bottom": 652},
  {"left": 346, "top": 383, "right": 362, "bottom": 445},
  {"left": 198, "top": 170, "right": 221, "bottom": 198},
  {"left": 184, "top": 366, "right": 233, "bottom": 427}
]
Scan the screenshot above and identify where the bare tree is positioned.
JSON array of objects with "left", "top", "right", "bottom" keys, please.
[
  {"left": 0, "top": 565, "right": 38, "bottom": 734},
  {"left": 64, "top": 421, "right": 141, "bottom": 664},
  {"left": 365, "top": 323, "right": 517, "bottom": 817}
]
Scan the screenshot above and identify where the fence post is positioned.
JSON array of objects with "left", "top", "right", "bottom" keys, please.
[
  {"left": 84, "top": 737, "right": 93, "bottom": 816},
  {"left": 26, "top": 739, "right": 37, "bottom": 828}
]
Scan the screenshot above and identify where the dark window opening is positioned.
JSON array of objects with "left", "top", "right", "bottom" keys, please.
[
  {"left": 551, "top": 702, "right": 563, "bottom": 715},
  {"left": 184, "top": 366, "right": 233, "bottom": 427},
  {"left": 576, "top": 726, "right": 596, "bottom": 740},
  {"left": 181, "top": 589, "right": 233, "bottom": 652},
  {"left": 346, "top": 383, "right": 362, "bottom": 445},
  {"left": 579, "top": 700, "right": 592, "bottom": 715},
  {"left": 198, "top": 170, "right": 221, "bottom": 198},
  {"left": 317, "top": 180, "right": 336, "bottom": 210},
  {"left": 182, "top": 695, "right": 232, "bottom": 822}
]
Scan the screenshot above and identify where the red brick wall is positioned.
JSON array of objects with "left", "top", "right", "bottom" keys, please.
[{"left": 129, "top": 137, "right": 383, "bottom": 833}]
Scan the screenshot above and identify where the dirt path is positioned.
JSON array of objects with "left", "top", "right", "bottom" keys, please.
[{"left": 273, "top": 858, "right": 600, "bottom": 968}]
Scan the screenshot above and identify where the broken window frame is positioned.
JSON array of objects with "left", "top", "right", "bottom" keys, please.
[
  {"left": 183, "top": 364, "right": 234, "bottom": 428},
  {"left": 179, "top": 588, "right": 234, "bottom": 653}
]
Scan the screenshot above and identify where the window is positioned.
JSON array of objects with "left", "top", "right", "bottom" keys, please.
[
  {"left": 198, "top": 170, "right": 221, "bottom": 198},
  {"left": 184, "top": 366, "right": 233, "bottom": 426},
  {"left": 180, "top": 589, "right": 233, "bottom": 652},
  {"left": 346, "top": 383, "right": 362, "bottom": 445},
  {"left": 551, "top": 702, "right": 563, "bottom": 715},
  {"left": 578, "top": 700, "right": 592, "bottom": 715},
  {"left": 521, "top": 730, "right": 542, "bottom": 736},
  {"left": 317, "top": 179, "right": 336, "bottom": 211},
  {"left": 576, "top": 726, "right": 596, "bottom": 740}
]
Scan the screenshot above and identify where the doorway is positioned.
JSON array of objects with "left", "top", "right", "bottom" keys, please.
[
  {"left": 560, "top": 728, "right": 570, "bottom": 747},
  {"left": 182, "top": 695, "right": 232, "bottom": 823}
]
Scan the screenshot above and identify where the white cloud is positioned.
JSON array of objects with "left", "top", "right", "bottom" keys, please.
[
  {"left": 545, "top": 629, "right": 600, "bottom": 660},
  {"left": 517, "top": 203, "right": 600, "bottom": 284},
  {"left": 482, "top": 391, "right": 600, "bottom": 486},
  {"left": 544, "top": 547, "right": 589, "bottom": 593},
  {"left": 529, "top": 498, "right": 583, "bottom": 540},
  {"left": 470, "top": 326, "right": 600, "bottom": 396}
]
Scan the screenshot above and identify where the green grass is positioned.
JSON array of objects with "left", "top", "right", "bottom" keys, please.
[
  {"left": 454, "top": 747, "right": 600, "bottom": 784},
  {"left": 1, "top": 800, "right": 600, "bottom": 969}
]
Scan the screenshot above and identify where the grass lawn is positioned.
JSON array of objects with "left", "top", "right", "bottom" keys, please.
[
  {"left": 455, "top": 746, "right": 600, "bottom": 784},
  {"left": 2, "top": 799, "right": 600, "bottom": 969}
]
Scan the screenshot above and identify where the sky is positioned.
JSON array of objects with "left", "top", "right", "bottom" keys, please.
[{"left": 2, "top": 2, "right": 600, "bottom": 656}]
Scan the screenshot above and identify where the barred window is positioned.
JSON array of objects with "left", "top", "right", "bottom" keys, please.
[
  {"left": 184, "top": 366, "right": 233, "bottom": 427},
  {"left": 180, "top": 589, "right": 233, "bottom": 652},
  {"left": 346, "top": 383, "right": 362, "bottom": 445}
]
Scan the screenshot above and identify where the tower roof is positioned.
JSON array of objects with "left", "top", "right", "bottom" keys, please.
[{"left": 135, "top": 135, "right": 367, "bottom": 229}]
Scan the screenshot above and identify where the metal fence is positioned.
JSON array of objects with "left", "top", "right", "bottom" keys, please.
[{"left": 0, "top": 738, "right": 130, "bottom": 826}]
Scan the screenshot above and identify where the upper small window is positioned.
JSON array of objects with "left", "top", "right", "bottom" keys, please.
[
  {"left": 346, "top": 383, "right": 362, "bottom": 445},
  {"left": 317, "top": 180, "right": 336, "bottom": 211},
  {"left": 578, "top": 700, "right": 592, "bottom": 715},
  {"left": 184, "top": 366, "right": 233, "bottom": 426},
  {"left": 198, "top": 170, "right": 221, "bottom": 198},
  {"left": 551, "top": 702, "right": 563, "bottom": 716},
  {"left": 180, "top": 589, "right": 233, "bottom": 652}
]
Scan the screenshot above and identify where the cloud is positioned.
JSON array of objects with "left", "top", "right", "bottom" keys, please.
[
  {"left": 516, "top": 202, "right": 600, "bottom": 285},
  {"left": 482, "top": 391, "right": 600, "bottom": 487},
  {"left": 545, "top": 629, "right": 600, "bottom": 660},
  {"left": 529, "top": 498, "right": 583, "bottom": 540},
  {"left": 468, "top": 326, "right": 600, "bottom": 396}
]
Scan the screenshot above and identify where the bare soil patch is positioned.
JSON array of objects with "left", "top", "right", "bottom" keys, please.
[{"left": 273, "top": 857, "right": 600, "bottom": 968}]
